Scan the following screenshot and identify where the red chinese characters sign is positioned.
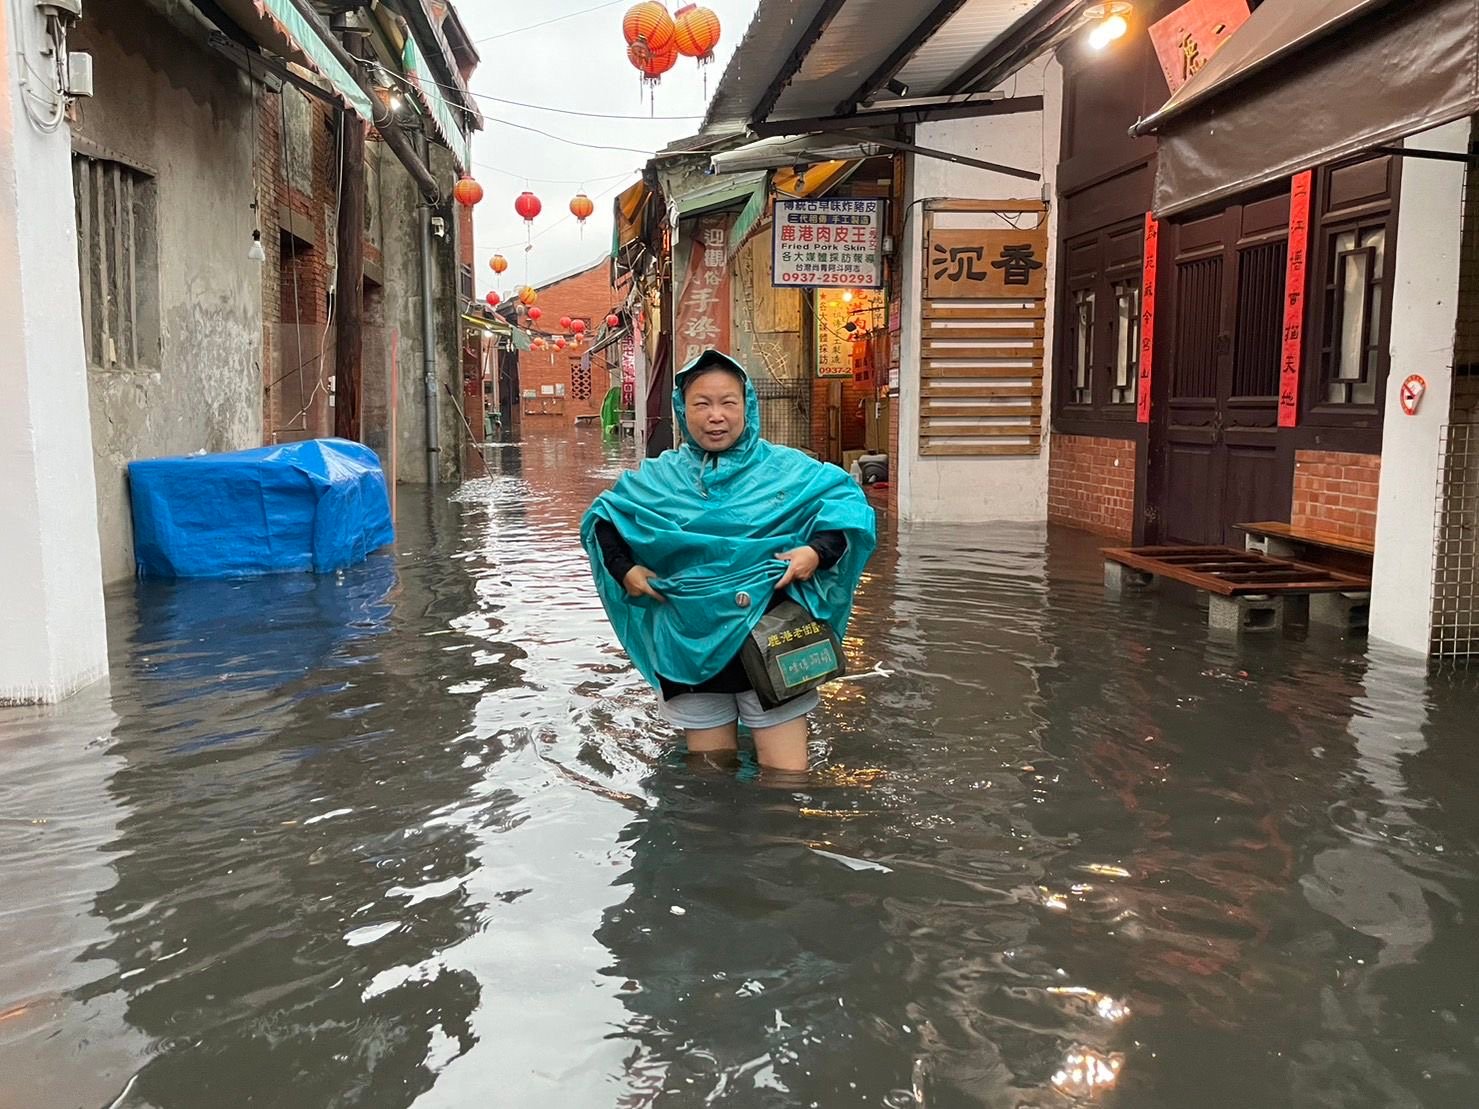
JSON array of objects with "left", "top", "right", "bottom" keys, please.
[
  {"left": 1149, "top": 0, "right": 1251, "bottom": 94},
  {"left": 1279, "top": 171, "right": 1314, "bottom": 428},
  {"left": 676, "top": 216, "right": 732, "bottom": 368},
  {"left": 1137, "top": 213, "right": 1160, "bottom": 425}
]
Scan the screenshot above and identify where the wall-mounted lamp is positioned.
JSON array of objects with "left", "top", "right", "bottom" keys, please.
[
  {"left": 247, "top": 228, "right": 266, "bottom": 263},
  {"left": 1086, "top": 2, "right": 1132, "bottom": 50}
]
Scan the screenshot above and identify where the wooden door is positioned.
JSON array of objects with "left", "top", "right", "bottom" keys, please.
[{"left": 1157, "top": 196, "right": 1292, "bottom": 545}]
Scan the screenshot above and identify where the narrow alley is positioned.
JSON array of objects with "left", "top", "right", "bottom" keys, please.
[{"left": 5, "top": 431, "right": 1479, "bottom": 1108}]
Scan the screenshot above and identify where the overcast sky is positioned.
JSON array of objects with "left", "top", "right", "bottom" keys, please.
[{"left": 452, "top": 0, "right": 762, "bottom": 296}]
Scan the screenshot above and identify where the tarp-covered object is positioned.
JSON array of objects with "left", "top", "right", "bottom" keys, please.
[{"left": 129, "top": 440, "right": 395, "bottom": 579}]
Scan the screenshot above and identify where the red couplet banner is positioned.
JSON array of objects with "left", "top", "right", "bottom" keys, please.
[
  {"left": 1137, "top": 213, "right": 1160, "bottom": 425},
  {"left": 1279, "top": 171, "right": 1314, "bottom": 428}
]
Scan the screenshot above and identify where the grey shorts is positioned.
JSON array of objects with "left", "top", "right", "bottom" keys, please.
[{"left": 659, "top": 688, "right": 820, "bottom": 731}]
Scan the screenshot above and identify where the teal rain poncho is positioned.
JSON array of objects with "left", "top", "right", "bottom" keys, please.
[{"left": 581, "top": 351, "right": 877, "bottom": 690}]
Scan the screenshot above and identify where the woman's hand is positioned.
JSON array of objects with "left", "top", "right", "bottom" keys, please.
[
  {"left": 623, "top": 565, "right": 666, "bottom": 602},
  {"left": 774, "top": 547, "right": 821, "bottom": 589}
]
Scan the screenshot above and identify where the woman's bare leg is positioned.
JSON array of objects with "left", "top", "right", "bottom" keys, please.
[
  {"left": 751, "top": 716, "right": 810, "bottom": 773},
  {"left": 685, "top": 723, "right": 739, "bottom": 756}
]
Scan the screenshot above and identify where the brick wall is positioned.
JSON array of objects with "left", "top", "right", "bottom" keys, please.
[
  {"left": 519, "top": 262, "right": 617, "bottom": 427},
  {"left": 1291, "top": 450, "right": 1381, "bottom": 544},
  {"left": 1048, "top": 433, "right": 1137, "bottom": 540},
  {"left": 257, "top": 88, "right": 337, "bottom": 442}
]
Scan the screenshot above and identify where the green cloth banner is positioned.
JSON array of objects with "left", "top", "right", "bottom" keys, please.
[
  {"left": 402, "top": 37, "right": 473, "bottom": 172},
  {"left": 258, "top": 0, "right": 374, "bottom": 122}
]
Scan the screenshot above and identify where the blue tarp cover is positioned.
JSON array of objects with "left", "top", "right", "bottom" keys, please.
[{"left": 129, "top": 439, "right": 395, "bottom": 579}]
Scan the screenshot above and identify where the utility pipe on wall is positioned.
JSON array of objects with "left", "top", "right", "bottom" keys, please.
[{"left": 418, "top": 133, "right": 440, "bottom": 488}]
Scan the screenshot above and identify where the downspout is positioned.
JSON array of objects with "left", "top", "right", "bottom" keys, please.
[{"left": 418, "top": 133, "right": 440, "bottom": 487}]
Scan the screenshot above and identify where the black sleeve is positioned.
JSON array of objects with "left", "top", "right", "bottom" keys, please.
[
  {"left": 594, "top": 518, "right": 638, "bottom": 585},
  {"left": 808, "top": 529, "right": 847, "bottom": 572}
]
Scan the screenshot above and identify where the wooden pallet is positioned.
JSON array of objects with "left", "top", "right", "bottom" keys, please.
[{"left": 1103, "top": 545, "right": 1371, "bottom": 597}]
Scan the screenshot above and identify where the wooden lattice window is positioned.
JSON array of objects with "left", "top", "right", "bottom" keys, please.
[
  {"left": 571, "top": 356, "right": 591, "bottom": 401},
  {"left": 72, "top": 153, "right": 160, "bottom": 370}
]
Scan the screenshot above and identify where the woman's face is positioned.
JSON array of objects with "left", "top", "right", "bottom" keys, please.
[{"left": 684, "top": 370, "right": 746, "bottom": 452}]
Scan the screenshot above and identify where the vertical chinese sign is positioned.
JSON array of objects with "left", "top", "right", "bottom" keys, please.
[
  {"left": 772, "top": 199, "right": 885, "bottom": 289},
  {"left": 919, "top": 203, "right": 1048, "bottom": 457},
  {"left": 1279, "top": 171, "right": 1314, "bottom": 428},
  {"left": 676, "top": 216, "right": 732, "bottom": 368},
  {"left": 1149, "top": 0, "right": 1251, "bottom": 93},
  {"left": 1137, "top": 214, "right": 1160, "bottom": 425},
  {"left": 620, "top": 338, "right": 636, "bottom": 408},
  {"left": 816, "top": 288, "right": 886, "bottom": 380}
]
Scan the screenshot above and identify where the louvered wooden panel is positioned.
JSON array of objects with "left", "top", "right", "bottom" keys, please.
[{"left": 919, "top": 205, "right": 1047, "bottom": 458}]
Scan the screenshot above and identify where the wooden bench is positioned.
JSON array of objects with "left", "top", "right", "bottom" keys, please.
[{"left": 1103, "top": 542, "right": 1372, "bottom": 635}]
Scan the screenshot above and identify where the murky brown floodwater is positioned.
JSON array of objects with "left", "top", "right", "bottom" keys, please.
[{"left": 5, "top": 431, "right": 1479, "bottom": 1109}]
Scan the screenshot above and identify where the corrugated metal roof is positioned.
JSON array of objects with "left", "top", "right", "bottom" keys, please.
[
  {"left": 702, "top": 0, "right": 832, "bottom": 133},
  {"left": 894, "top": 0, "right": 1041, "bottom": 93},
  {"left": 768, "top": 0, "right": 928, "bottom": 121},
  {"left": 704, "top": 0, "right": 1061, "bottom": 132}
]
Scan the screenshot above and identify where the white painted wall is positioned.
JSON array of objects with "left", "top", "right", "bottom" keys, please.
[
  {"left": 0, "top": 5, "right": 109, "bottom": 701},
  {"left": 897, "top": 60, "right": 1063, "bottom": 523},
  {"left": 1369, "top": 119, "right": 1471, "bottom": 654}
]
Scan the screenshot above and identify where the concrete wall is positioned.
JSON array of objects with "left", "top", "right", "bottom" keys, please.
[
  {"left": 0, "top": 0, "right": 109, "bottom": 700},
  {"left": 898, "top": 60, "right": 1063, "bottom": 523},
  {"left": 381, "top": 144, "right": 464, "bottom": 486},
  {"left": 71, "top": 1, "right": 262, "bottom": 583},
  {"left": 1370, "top": 119, "right": 1471, "bottom": 654}
]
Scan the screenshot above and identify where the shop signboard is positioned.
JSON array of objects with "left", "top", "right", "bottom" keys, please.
[
  {"left": 816, "top": 288, "right": 885, "bottom": 379},
  {"left": 1149, "top": 0, "right": 1251, "bottom": 94},
  {"left": 773, "top": 199, "right": 884, "bottom": 289},
  {"left": 676, "top": 216, "right": 733, "bottom": 368},
  {"left": 925, "top": 227, "right": 1049, "bottom": 300}
]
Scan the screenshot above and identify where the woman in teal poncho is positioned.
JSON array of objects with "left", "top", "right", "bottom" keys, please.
[{"left": 582, "top": 349, "right": 876, "bottom": 772}]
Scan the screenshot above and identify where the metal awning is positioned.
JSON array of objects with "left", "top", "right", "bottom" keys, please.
[
  {"left": 703, "top": 0, "right": 1078, "bottom": 136},
  {"left": 1135, "top": 0, "right": 1479, "bottom": 218},
  {"left": 709, "top": 134, "right": 880, "bottom": 173}
]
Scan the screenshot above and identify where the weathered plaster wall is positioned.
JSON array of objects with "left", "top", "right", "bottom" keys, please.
[
  {"left": 899, "top": 60, "right": 1062, "bottom": 524},
  {"left": 71, "top": 1, "right": 262, "bottom": 582},
  {"left": 382, "top": 144, "right": 464, "bottom": 486}
]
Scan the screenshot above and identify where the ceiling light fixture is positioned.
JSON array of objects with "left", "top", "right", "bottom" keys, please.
[{"left": 1086, "top": 2, "right": 1132, "bottom": 50}]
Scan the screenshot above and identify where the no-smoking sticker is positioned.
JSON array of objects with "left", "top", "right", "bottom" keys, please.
[{"left": 1400, "top": 374, "right": 1426, "bottom": 416}]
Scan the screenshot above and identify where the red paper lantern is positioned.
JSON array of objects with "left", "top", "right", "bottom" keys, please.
[
  {"left": 555, "top": 337, "right": 567, "bottom": 350},
  {"left": 571, "top": 318, "right": 587, "bottom": 334},
  {"left": 606, "top": 313, "right": 622, "bottom": 329},
  {"left": 485, "top": 291, "right": 501, "bottom": 307},
  {"left": 560, "top": 315, "right": 573, "bottom": 330},
  {"left": 628, "top": 38, "right": 678, "bottom": 83},
  {"left": 514, "top": 191, "right": 542, "bottom": 223},
  {"left": 673, "top": 4, "right": 721, "bottom": 63},
  {"left": 518, "top": 286, "right": 538, "bottom": 306},
  {"left": 452, "top": 176, "right": 484, "bottom": 206},
  {"left": 490, "top": 254, "right": 508, "bottom": 274},
  {"left": 569, "top": 192, "right": 595, "bottom": 224},
  {"left": 623, "top": 2, "right": 675, "bottom": 50},
  {"left": 528, "top": 306, "right": 543, "bottom": 321}
]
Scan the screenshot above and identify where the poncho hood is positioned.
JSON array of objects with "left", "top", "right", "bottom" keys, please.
[{"left": 582, "top": 348, "right": 877, "bottom": 690}]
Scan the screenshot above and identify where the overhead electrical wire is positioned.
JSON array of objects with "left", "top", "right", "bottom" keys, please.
[
  {"left": 366, "top": 62, "right": 700, "bottom": 122},
  {"left": 372, "top": 66, "right": 661, "bottom": 153},
  {"left": 473, "top": 0, "right": 627, "bottom": 44}
]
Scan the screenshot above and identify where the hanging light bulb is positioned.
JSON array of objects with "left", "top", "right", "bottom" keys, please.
[
  {"left": 1086, "top": 3, "right": 1132, "bottom": 50},
  {"left": 247, "top": 228, "right": 266, "bottom": 263}
]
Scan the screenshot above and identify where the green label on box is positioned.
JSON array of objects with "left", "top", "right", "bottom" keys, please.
[{"left": 776, "top": 641, "right": 838, "bottom": 688}]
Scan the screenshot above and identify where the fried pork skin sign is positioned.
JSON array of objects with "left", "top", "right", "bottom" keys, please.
[{"left": 772, "top": 199, "right": 884, "bottom": 289}]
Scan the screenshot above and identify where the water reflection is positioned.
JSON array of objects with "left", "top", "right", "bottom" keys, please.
[{"left": 2, "top": 431, "right": 1479, "bottom": 1108}]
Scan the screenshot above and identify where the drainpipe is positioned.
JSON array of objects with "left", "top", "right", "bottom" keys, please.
[{"left": 418, "top": 134, "right": 441, "bottom": 488}]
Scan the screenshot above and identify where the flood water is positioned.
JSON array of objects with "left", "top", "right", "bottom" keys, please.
[{"left": 6, "top": 432, "right": 1479, "bottom": 1109}]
